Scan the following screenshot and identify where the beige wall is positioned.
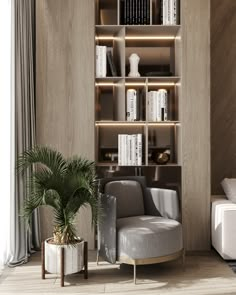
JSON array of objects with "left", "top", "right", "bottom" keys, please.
[
  {"left": 211, "top": 0, "right": 236, "bottom": 194},
  {"left": 181, "top": 0, "right": 211, "bottom": 250},
  {"left": 36, "top": 0, "right": 95, "bottom": 248}
]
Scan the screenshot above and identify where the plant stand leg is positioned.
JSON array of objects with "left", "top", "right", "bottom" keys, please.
[
  {"left": 182, "top": 249, "right": 186, "bottom": 271},
  {"left": 41, "top": 241, "right": 45, "bottom": 280},
  {"left": 84, "top": 241, "right": 88, "bottom": 279},
  {"left": 133, "top": 261, "right": 136, "bottom": 284},
  {"left": 60, "top": 247, "right": 65, "bottom": 287}
]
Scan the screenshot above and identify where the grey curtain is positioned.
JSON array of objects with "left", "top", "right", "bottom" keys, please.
[{"left": 8, "top": 0, "right": 41, "bottom": 267}]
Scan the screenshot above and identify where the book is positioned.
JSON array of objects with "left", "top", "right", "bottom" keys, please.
[
  {"left": 143, "top": 0, "right": 147, "bottom": 24},
  {"left": 118, "top": 134, "right": 122, "bottom": 165},
  {"left": 147, "top": 0, "right": 150, "bottom": 24},
  {"left": 96, "top": 45, "right": 107, "bottom": 77},
  {"left": 137, "top": 134, "right": 142, "bottom": 166},
  {"left": 159, "top": 89, "right": 168, "bottom": 121},
  {"left": 118, "top": 134, "right": 142, "bottom": 166},
  {"left": 123, "top": 0, "right": 127, "bottom": 25},
  {"left": 126, "top": 89, "right": 139, "bottom": 121},
  {"left": 156, "top": 91, "right": 162, "bottom": 122},
  {"left": 107, "top": 48, "right": 117, "bottom": 77},
  {"left": 130, "top": 0, "right": 133, "bottom": 25},
  {"left": 126, "top": 0, "right": 131, "bottom": 25}
]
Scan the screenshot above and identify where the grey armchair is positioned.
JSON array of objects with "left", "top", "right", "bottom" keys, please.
[{"left": 97, "top": 176, "right": 184, "bottom": 283}]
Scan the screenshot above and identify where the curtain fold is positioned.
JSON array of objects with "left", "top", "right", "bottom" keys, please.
[{"left": 8, "top": 0, "right": 41, "bottom": 267}]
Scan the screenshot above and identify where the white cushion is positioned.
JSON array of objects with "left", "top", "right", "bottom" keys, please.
[
  {"left": 221, "top": 178, "right": 236, "bottom": 202},
  {"left": 211, "top": 198, "right": 236, "bottom": 259}
]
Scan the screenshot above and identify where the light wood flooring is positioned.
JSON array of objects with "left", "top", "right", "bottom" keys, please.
[{"left": 1, "top": 251, "right": 236, "bottom": 295}]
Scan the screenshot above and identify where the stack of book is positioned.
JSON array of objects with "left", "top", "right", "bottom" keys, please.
[
  {"left": 161, "top": 0, "right": 179, "bottom": 25},
  {"left": 122, "top": 0, "right": 150, "bottom": 25},
  {"left": 126, "top": 89, "right": 144, "bottom": 121},
  {"left": 148, "top": 89, "right": 168, "bottom": 121},
  {"left": 118, "top": 134, "right": 142, "bottom": 166},
  {"left": 96, "top": 45, "right": 117, "bottom": 77}
]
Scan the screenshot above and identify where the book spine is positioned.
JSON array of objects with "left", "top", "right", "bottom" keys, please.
[
  {"left": 96, "top": 45, "right": 100, "bottom": 77},
  {"left": 147, "top": 0, "right": 150, "bottom": 24},
  {"left": 134, "top": 0, "right": 138, "bottom": 24},
  {"left": 129, "top": 135, "right": 133, "bottom": 165},
  {"left": 167, "top": 0, "right": 171, "bottom": 25},
  {"left": 141, "top": 0, "right": 144, "bottom": 24},
  {"left": 131, "top": 134, "right": 136, "bottom": 165},
  {"left": 138, "top": 0, "right": 141, "bottom": 24},
  {"left": 156, "top": 91, "right": 162, "bottom": 121},
  {"left": 99, "top": 46, "right": 107, "bottom": 77},
  {"left": 148, "top": 91, "right": 156, "bottom": 121},
  {"left": 126, "top": 89, "right": 137, "bottom": 121},
  {"left": 163, "top": 0, "right": 167, "bottom": 25},
  {"left": 160, "top": 0, "right": 163, "bottom": 24},
  {"left": 130, "top": 0, "right": 133, "bottom": 25},
  {"left": 170, "top": 0, "right": 173, "bottom": 25},
  {"left": 136, "top": 90, "right": 140, "bottom": 121},
  {"left": 124, "top": 0, "right": 127, "bottom": 25},
  {"left": 159, "top": 89, "right": 168, "bottom": 121},
  {"left": 118, "top": 134, "right": 121, "bottom": 166},
  {"left": 152, "top": 91, "right": 157, "bottom": 121},
  {"left": 137, "top": 134, "right": 142, "bottom": 166},
  {"left": 121, "top": 135, "right": 125, "bottom": 165},
  {"left": 143, "top": 0, "right": 147, "bottom": 25},
  {"left": 127, "top": 0, "right": 130, "bottom": 25}
]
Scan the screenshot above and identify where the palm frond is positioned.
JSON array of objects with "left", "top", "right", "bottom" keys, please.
[{"left": 17, "top": 146, "right": 67, "bottom": 175}]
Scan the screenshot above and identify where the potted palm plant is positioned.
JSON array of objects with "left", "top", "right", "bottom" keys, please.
[{"left": 18, "top": 146, "right": 99, "bottom": 285}]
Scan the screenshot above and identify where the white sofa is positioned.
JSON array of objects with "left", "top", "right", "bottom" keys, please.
[{"left": 211, "top": 195, "right": 236, "bottom": 259}]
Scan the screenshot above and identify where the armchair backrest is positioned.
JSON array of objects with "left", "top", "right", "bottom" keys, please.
[
  {"left": 105, "top": 180, "right": 144, "bottom": 218},
  {"left": 99, "top": 176, "right": 147, "bottom": 218}
]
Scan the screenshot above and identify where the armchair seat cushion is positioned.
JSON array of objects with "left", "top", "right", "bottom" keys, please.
[{"left": 117, "top": 215, "right": 183, "bottom": 260}]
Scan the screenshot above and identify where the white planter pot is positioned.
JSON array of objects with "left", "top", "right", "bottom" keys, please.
[{"left": 45, "top": 238, "right": 84, "bottom": 275}]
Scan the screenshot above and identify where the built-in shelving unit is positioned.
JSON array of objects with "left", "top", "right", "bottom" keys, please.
[{"left": 95, "top": 0, "right": 181, "bottom": 183}]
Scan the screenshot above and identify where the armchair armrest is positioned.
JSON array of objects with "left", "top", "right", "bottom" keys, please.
[
  {"left": 145, "top": 188, "right": 180, "bottom": 221},
  {"left": 97, "top": 193, "right": 117, "bottom": 264}
]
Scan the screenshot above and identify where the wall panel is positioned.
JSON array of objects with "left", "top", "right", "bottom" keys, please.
[
  {"left": 36, "top": 0, "right": 95, "bottom": 248},
  {"left": 181, "top": 0, "right": 211, "bottom": 250},
  {"left": 211, "top": 0, "right": 236, "bottom": 194}
]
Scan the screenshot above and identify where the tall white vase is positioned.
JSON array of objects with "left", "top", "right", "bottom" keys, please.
[{"left": 128, "top": 53, "right": 140, "bottom": 77}]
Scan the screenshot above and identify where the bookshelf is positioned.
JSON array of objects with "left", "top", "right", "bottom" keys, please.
[{"left": 95, "top": 0, "right": 181, "bottom": 183}]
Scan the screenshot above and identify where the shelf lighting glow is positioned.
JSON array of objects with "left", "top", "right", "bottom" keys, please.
[
  {"left": 95, "top": 82, "right": 176, "bottom": 87},
  {"left": 95, "top": 122, "right": 178, "bottom": 126},
  {"left": 125, "top": 36, "right": 175, "bottom": 40},
  {"left": 95, "top": 36, "right": 177, "bottom": 41}
]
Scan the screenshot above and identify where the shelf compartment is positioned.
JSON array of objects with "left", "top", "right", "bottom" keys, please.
[
  {"left": 96, "top": 27, "right": 125, "bottom": 78},
  {"left": 95, "top": 79, "right": 125, "bottom": 121},
  {"left": 96, "top": 125, "right": 146, "bottom": 166},
  {"left": 147, "top": 82, "right": 180, "bottom": 121},
  {"left": 148, "top": 125, "right": 178, "bottom": 165},
  {"left": 95, "top": 0, "right": 118, "bottom": 25}
]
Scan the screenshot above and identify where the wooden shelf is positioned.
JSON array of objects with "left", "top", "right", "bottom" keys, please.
[
  {"left": 95, "top": 121, "right": 180, "bottom": 125},
  {"left": 96, "top": 162, "right": 180, "bottom": 167}
]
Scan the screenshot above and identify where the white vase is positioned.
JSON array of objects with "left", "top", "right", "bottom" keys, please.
[
  {"left": 44, "top": 238, "right": 84, "bottom": 275},
  {"left": 128, "top": 53, "right": 140, "bottom": 77}
]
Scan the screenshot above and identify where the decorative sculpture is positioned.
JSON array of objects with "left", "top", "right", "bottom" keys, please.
[{"left": 128, "top": 53, "right": 140, "bottom": 77}]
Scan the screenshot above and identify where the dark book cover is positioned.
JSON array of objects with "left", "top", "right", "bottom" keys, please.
[
  {"left": 130, "top": 0, "right": 134, "bottom": 25},
  {"left": 141, "top": 0, "right": 144, "bottom": 24},
  {"left": 160, "top": 0, "right": 163, "bottom": 24},
  {"left": 107, "top": 50, "right": 118, "bottom": 77},
  {"left": 137, "top": 0, "right": 141, "bottom": 24},
  {"left": 127, "top": 0, "right": 130, "bottom": 24},
  {"left": 123, "top": 0, "right": 127, "bottom": 25},
  {"left": 134, "top": 0, "right": 138, "bottom": 24},
  {"left": 143, "top": 0, "right": 147, "bottom": 24},
  {"left": 147, "top": 0, "right": 150, "bottom": 24}
]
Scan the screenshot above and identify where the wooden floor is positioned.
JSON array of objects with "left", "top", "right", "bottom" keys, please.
[{"left": 0, "top": 251, "right": 236, "bottom": 295}]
